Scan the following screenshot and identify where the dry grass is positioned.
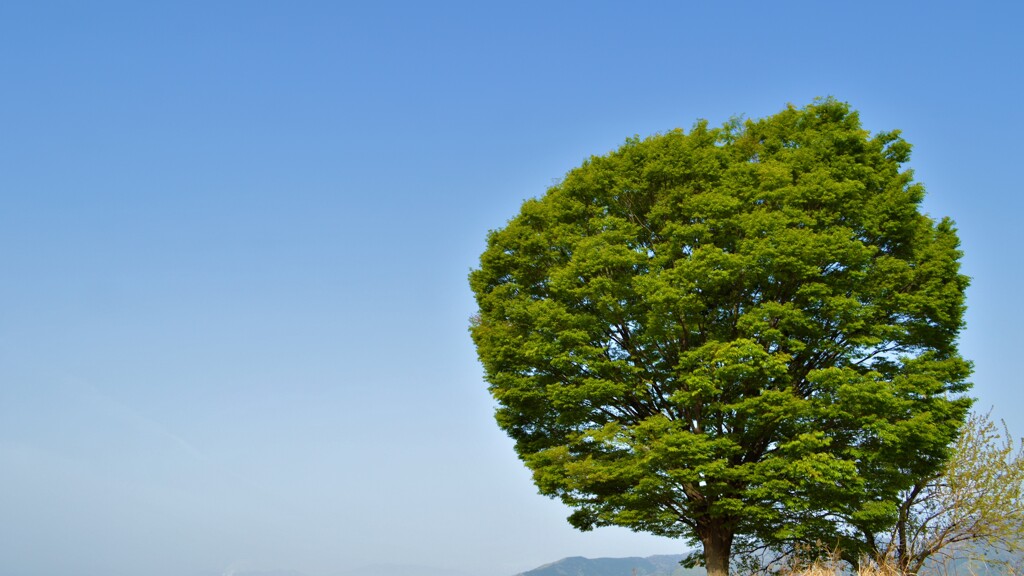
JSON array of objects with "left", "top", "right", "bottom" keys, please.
[
  {"left": 762, "top": 554, "right": 1020, "bottom": 576},
  {"left": 785, "top": 561, "right": 900, "bottom": 576},
  {"left": 734, "top": 541, "right": 1023, "bottom": 576}
]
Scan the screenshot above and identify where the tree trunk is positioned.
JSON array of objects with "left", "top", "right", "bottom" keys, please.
[{"left": 700, "top": 522, "right": 734, "bottom": 576}]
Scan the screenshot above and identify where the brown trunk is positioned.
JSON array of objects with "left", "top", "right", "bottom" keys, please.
[{"left": 700, "top": 522, "right": 734, "bottom": 576}]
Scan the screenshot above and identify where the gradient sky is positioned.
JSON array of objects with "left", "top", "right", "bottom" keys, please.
[{"left": 1, "top": 2, "right": 1022, "bottom": 576}]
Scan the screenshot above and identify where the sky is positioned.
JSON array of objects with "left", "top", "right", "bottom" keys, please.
[{"left": 1, "top": 2, "right": 1022, "bottom": 576}]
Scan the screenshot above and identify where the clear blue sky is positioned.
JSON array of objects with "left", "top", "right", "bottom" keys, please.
[{"left": 1, "top": 2, "right": 1021, "bottom": 576}]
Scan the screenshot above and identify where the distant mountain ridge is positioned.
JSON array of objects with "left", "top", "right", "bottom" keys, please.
[
  {"left": 228, "top": 554, "right": 704, "bottom": 576},
  {"left": 515, "top": 554, "right": 704, "bottom": 576}
]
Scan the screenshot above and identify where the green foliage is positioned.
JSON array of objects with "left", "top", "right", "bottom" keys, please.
[
  {"left": 738, "top": 412, "right": 1024, "bottom": 575},
  {"left": 880, "top": 411, "right": 1024, "bottom": 575},
  {"left": 469, "top": 98, "right": 971, "bottom": 574}
]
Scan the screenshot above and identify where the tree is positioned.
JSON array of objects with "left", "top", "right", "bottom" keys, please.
[
  {"left": 875, "top": 411, "right": 1024, "bottom": 574},
  {"left": 736, "top": 411, "right": 1024, "bottom": 575},
  {"left": 469, "top": 99, "right": 972, "bottom": 576}
]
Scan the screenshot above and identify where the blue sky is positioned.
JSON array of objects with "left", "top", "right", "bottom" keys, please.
[{"left": 1, "top": 2, "right": 1021, "bottom": 576}]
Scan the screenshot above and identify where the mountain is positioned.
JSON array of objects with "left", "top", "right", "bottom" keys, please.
[
  {"left": 516, "top": 554, "right": 704, "bottom": 576},
  {"left": 225, "top": 554, "right": 703, "bottom": 576}
]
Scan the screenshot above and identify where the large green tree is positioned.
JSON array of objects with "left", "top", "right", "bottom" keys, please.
[{"left": 469, "top": 99, "right": 971, "bottom": 576}]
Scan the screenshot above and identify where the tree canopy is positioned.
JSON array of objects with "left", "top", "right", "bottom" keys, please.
[
  {"left": 469, "top": 99, "right": 971, "bottom": 576},
  {"left": 883, "top": 411, "right": 1024, "bottom": 575}
]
